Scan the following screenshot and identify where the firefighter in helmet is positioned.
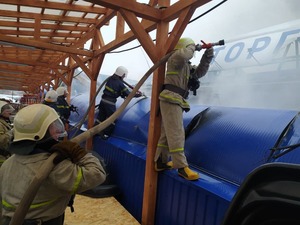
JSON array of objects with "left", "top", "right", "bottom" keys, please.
[
  {"left": 0, "top": 101, "right": 14, "bottom": 166},
  {"left": 95, "top": 66, "right": 142, "bottom": 140},
  {"left": 43, "top": 90, "right": 59, "bottom": 113},
  {"left": 0, "top": 104, "right": 106, "bottom": 224},
  {"left": 154, "top": 37, "right": 214, "bottom": 180}
]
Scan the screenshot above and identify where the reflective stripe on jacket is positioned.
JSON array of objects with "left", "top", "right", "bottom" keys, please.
[
  {"left": 102, "top": 75, "right": 130, "bottom": 101},
  {"left": 0, "top": 152, "right": 106, "bottom": 221},
  {"left": 159, "top": 44, "right": 210, "bottom": 112}
]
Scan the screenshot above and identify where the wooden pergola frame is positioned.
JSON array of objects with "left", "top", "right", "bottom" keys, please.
[{"left": 0, "top": 0, "right": 211, "bottom": 224}]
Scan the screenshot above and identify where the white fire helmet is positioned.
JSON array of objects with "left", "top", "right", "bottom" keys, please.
[
  {"left": 174, "top": 37, "right": 195, "bottom": 50},
  {"left": 56, "top": 86, "right": 68, "bottom": 96},
  {"left": 13, "top": 104, "right": 62, "bottom": 142},
  {"left": 45, "top": 90, "right": 58, "bottom": 102},
  {"left": 114, "top": 66, "right": 128, "bottom": 78}
]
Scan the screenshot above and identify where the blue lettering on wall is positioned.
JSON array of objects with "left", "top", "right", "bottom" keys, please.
[
  {"left": 246, "top": 36, "right": 271, "bottom": 59},
  {"left": 273, "top": 29, "right": 300, "bottom": 55},
  {"left": 213, "top": 46, "right": 225, "bottom": 60},
  {"left": 225, "top": 42, "right": 244, "bottom": 62}
]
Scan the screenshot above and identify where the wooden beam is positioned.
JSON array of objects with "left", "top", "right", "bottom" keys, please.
[
  {"left": 0, "top": 55, "right": 69, "bottom": 70},
  {"left": 142, "top": 0, "right": 170, "bottom": 223},
  {"left": 0, "top": 34, "right": 93, "bottom": 57},
  {"left": 52, "top": 68, "right": 69, "bottom": 86},
  {"left": 0, "top": 9, "right": 99, "bottom": 24},
  {"left": 84, "top": 0, "right": 161, "bottom": 22},
  {"left": 0, "top": 30, "right": 83, "bottom": 38},
  {"left": 0, "top": 21, "right": 89, "bottom": 32},
  {"left": 164, "top": 7, "right": 196, "bottom": 53},
  {"left": 0, "top": 0, "right": 107, "bottom": 14},
  {"left": 94, "top": 19, "right": 157, "bottom": 56},
  {"left": 70, "top": 54, "right": 93, "bottom": 79},
  {"left": 162, "top": 0, "right": 211, "bottom": 22},
  {"left": 119, "top": 9, "right": 158, "bottom": 62}
]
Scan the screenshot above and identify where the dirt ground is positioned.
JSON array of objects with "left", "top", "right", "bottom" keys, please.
[{"left": 64, "top": 195, "right": 140, "bottom": 225}]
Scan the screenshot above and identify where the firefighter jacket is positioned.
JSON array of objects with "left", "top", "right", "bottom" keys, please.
[
  {"left": 56, "top": 96, "right": 71, "bottom": 123},
  {"left": 101, "top": 75, "right": 131, "bottom": 104},
  {"left": 42, "top": 100, "right": 59, "bottom": 114},
  {"left": 0, "top": 117, "right": 12, "bottom": 165},
  {"left": 159, "top": 44, "right": 210, "bottom": 112},
  {"left": 0, "top": 152, "right": 106, "bottom": 221}
]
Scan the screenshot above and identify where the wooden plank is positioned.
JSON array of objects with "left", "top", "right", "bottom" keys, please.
[{"left": 64, "top": 195, "right": 140, "bottom": 225}]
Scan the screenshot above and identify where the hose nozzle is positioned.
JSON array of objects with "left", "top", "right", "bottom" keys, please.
[{"left": 200, "top": 39, "right": 225, "bottom": 49}]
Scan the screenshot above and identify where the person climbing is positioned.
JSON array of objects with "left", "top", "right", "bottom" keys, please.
[
  {"left": 154, "top": 37, "right": 214, "bottom": 181},
  {"left": 95, "top": 66, "right": 142, "bottom": 140},
  {"left": 0, "top": 104, "right": 106, "bottom": 224}
]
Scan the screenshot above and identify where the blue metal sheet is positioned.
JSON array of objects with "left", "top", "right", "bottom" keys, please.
[
  {"left": 184, "top": 106, "right": 297, "bottom": 185},
  {"left": 69, "top": 96, "right": 299, "bottom": 225}
]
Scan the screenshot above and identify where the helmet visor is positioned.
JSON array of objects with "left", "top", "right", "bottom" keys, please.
[{"left": 48, "top": 119, "right": 67, "bottom": 141}]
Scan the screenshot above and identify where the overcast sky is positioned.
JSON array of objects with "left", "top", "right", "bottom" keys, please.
[{"left": 97, "top": 0, "right": 300, "bottom": 81}]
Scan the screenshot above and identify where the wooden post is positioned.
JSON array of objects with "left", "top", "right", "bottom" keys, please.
[{"left": 142, "top": 1, "right": 170, "bottom": 224}]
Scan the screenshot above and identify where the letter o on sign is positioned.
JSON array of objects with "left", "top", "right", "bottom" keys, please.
[{"left": 225, "top": 42, "right": 244, "bottom": 62}]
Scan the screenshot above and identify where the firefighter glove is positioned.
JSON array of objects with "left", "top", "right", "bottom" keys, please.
[
  {"left": 50, "top": 140, "right": 87, "bottom": 164},
  {"left": 70, "top": 105, "right": 78, "bottom": 112},
  {"left": 204, "top": 47, "right": 214, "bottom": 62},
  {"left": 134, "top": 91, "right": 143, "bottom": 98},
  {"left": 195, "top": 44, "right": 202, "bottom": 51}
]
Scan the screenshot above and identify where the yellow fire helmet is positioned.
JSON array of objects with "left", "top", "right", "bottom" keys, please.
[
  {"left": 13, "top": 104, "right": 60, "bottom": 142},
  {"left": 174, "top": 37, "right": 195, "bottom": 50}
]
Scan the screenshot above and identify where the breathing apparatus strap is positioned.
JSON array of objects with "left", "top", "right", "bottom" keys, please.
[{"left": 163, "top": 84, "right": 189, "bottom": 99}]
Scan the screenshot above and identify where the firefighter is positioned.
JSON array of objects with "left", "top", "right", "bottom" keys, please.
[
  {"left": 56, "top": 87, "right": 71, "bottom": 124},
  {"left": 0, "top": 101, "right": 14, "bottom": 166},
  {"left": 0, "top": 104, "right": 106, "bottom": 224},
  {"left": 43, "top": 90, "right": 59, "bottom": 112},
  {"left": 95, "top": 66, "right": 142, "bottom": 140},
  {"left": 154, "top": 37, "right": 214, "bottom": 181}
]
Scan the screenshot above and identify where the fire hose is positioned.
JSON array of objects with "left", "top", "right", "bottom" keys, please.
[
  {"left": 9, "top": 51, "right": 174, "bottom": 225},
  {"left": 70, "top": 71, "right": 146, "bottom": 138},
  {"left": 9, "top": 38, "right": 225, "bottom": 224},
  {"left": 70, "top": 76, "right": 111, "bottom": 138}
]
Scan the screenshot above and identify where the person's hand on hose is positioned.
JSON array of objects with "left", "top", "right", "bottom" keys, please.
[
  {"left": 203, "top": 47, "right": 214, "bottom": 63},
  {"left": 134, "top": 90, "right": 143, "bottom": 98},
  {"left": 195, "top": 44, "right": 202, "bottom": 51},
  {"left": 50, "top": 140, "right": 87, "bottom": 164}
]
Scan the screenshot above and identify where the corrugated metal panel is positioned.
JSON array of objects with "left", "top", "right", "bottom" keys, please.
[
  {"left": 69, "top": 97, "right": 299, "bottom": 225},
  {"left": 184, "top": 106, "right": 297, "bottom": 184},
  {"left": 93, "top": 137, "right": 146, "bottom": 222},
  {"left": 92, "top": 137, "right": 234, "bottom": 225}
]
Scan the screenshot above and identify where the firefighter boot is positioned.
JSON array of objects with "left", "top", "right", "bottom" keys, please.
[
  {"left": 178, "top": 167, "right": 199, "bottom": 181},
  {"left": 155, "top": 157, "right": 173, "bottom": 172}
]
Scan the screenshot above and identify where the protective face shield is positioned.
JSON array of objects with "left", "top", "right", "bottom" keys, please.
[
  {"left": 56, "top": 86, "right": 68, "bottom": 96},
  {"left": 114, "top": 66, "right": 128, "bottom": 78},
  {"left": 174, "top": 37, "right": 195, "bottom": 50},
  {"left": 13, "top": 104, "right": 61, "bottom": 142},
  {"left": 45, "top": 90, "right": 58, "bottom": 102},
  {"left": 48, "top": 119, "right": 67, "bottom": 141}
]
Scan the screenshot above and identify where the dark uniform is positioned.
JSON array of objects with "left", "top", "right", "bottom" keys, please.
[
  {"left": 95, "top": 74, "right": 132, "bottom": 138},
  {"left": 56, "top": 95, "right": 71, "bottom": 124}
]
